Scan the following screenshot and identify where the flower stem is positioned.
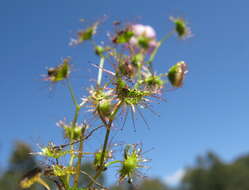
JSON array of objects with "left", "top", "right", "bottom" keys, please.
[
  {"left": 66, "top": 79, "right": 81, "bottom": 186},
  {"left": 73, "top": 125, "right": 86, "bottom": 187},
  {"left": 97, "top": 56, "right": 105, "bottom": 88},
  {"left": 87, "top": 101, "right": 123, "bottom": 188},
  {"left": 105, "top": 160, "right": 122, "bottom": 167},
  {"left": 66, "top": 79, "right": 78, "bottom": 107},
  {"left": 147, "top": 31, "right": 174, "bottom": 74}
]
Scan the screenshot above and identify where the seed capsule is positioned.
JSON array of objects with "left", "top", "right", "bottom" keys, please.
[
  {"left": 170, "top": 17, "right": 191, "bottom": 39},
  {"left": 46, "top": 58, "right": 70, "bottom": 82},
  {"left": 168, "top": 61, "right": 187, "bottom": 87}
]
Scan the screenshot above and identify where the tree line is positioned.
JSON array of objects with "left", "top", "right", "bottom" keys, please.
[{"left": 1, "top": 141, "right": 249, "bottom": 190}]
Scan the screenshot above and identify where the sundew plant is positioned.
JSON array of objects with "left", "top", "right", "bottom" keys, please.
[{"left": 20, "top": 17, "right": 191, "bottom": 190}]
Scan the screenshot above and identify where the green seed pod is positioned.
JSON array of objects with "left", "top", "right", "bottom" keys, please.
[
  {"left": 144, "top": 75, "right": 165, "bottom": 90},
  {"left": 95, "top": 45, "right": 104, "bottom": 56},
  {"left": 119, "top": 145, "right": 146, "bottom": 183},
  {"left": 121, "top": 155, "right": 138, "bottom": 175},
  {"left": 170, "top": 17, "right": 191, "bottom": 39},
  {"left": 77, "top": 22, "right": 98, "bottom": 43},
  {"left": 94, "top": 150, "right": 112, "bottom": 170},
  {"left": 118, "top": 61, "right": 135, "bottom": 78},
  {"left": 64, "top": 125, "right": 83, "bottom": 140},
  {"left": 47, "top": 58, "right": 70, "bottom": 82},
  {"left": 131, "top": 53, "right": 144, "bottom": 68},
  {"left": 94, "top": 151, "right": 102, "bottom": 169},
  {"left": 168, "top": 61, "right": 187, "bottom": 87},
  {"left": 113, "top": 29, "right": 134, "bottom": 44},
  {"left": 97, "top": 100, "right": 113, "bottom": 118}
]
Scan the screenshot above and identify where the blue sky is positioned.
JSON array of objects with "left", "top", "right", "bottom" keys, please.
[{"left": 1, "top": 0, "right": 249, "bottom": 185}]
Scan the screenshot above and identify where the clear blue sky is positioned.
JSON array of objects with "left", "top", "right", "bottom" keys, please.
[{"left": 1, "top": 0, "right": 249, "bottom": 185}]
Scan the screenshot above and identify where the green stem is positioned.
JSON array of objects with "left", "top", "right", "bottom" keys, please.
[
  {"left": 73, "top": 126, "right": 86, "bottom": 187},
  {"left": 97, "top": 56, "right": 105, "bottom": 88},
  {"left": 87, "top": 128, "right": 110, "bottom": 188},
  {"left": 66, "top": 144, "right": 74, "bottom": 186},
  {"left": 87, "top": 101, "right": 123, "bottom": 188},
  {"left": 147, "top": 31, "right": 174, "bottom": 74},
  {"left": 105, "top": 160, "right": 122, "bottom": 167},
  {"left": 66, "top": 79, "right": 78, "bottom": 107},
  {"left": 65, "top": 79, "right": 81, "bottom": 186},
  {"left": 72, "top": 105, "right": 80, "bottom": 128}
]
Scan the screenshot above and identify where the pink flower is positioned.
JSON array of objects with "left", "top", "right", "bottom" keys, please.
[
  {"left": 147, "top": 40, "right": 159, "bottom": 54},
  {"left": 129, "top": 36, "right": 138, "bottom": 46},
  {"left": 144, "top": 25, "right": 156, "bottom": 38},
  {"left": 128, "top": 24, "right": 158, "bottom": 53},
  {"left": 131, "top": 24, "right": 156, "bottom": 39},
  {"left": 132, "top": 24, "right": 146, "bottom": 36}
]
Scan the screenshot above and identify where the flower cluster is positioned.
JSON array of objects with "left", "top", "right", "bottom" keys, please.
[
  {"left": 128, "top": 24, "right": 159, "bottom": 53},
  {"left": 23, "top": 17, "right": 191, "bottom": 190}
]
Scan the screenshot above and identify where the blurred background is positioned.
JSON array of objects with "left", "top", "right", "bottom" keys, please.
[{"left": 1, "top": 0, "right": 249, "bottom": 189}]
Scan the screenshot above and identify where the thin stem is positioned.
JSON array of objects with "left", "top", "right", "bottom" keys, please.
[
  {"left": 105, "top": 160, "right": 122, "bottom": 167},
  {"left": 97, "top": 56, "right": 105, "bottom": 88},
  {"left": 65, "top": 79, "right": 82, "bottom": 186},
  {"left": 67, "top": 145, "right": 74, "bottom": 185},
  {"left": 147, "top": 31, "right": 174, "bottom": 74},
  {"left": 160, "top": 30, "right": 175, "bottom": 44},
  {"left": 72, "top": 105, "right": 80, "bottom": 128},
  {"left": 54, "top": 125, "right": 103, "bottom": 149},
  {"left": 86, "top": 127, "right": 110, "bottom": 188},
  {"left": 66, "top": 79, "right": 78, "bottom": 107},
  {"left": 73, "top": 125, "right": 86, "bottom": 187},
  {"left": 87, "top": 101, "right": 123, "bottom": 188},
  {"left": 80, "top": 170, "right": 107, "bottom": 189}
]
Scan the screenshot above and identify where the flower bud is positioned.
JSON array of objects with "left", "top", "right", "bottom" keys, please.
[
  {"left": 94, "top": 150, "right": 112, "bottom": 170},
  {"left": 168, "top": 61, "right": 187, "bottom": 87},
  {"left": 118, "top": 61, "right": 136, "bottom": 78},
  {"left": 131, "top": 53, "right": 144, "bottom": 67},
  {"left": 128, "top": 24, "right": 158, "bottom": 52},
  {"left": 113, "top": 29, "right": 134, "bottom": 44},
  {"left": 170, "top": 17, "right": 191, "bottom": 39},
  {"left": 52, "top": 165, "right": 76, "bottom": 177},
  {"left": 119, "top": 144, "right": 146, "bottom": 183},
  {"left": 65, "top": 125, "right": 83, "bottom": 140},
  {"left": 144, "top": 75, "right": 165, "bottom": 90},
  {"left": 77, "top": 22, "right": 98, "bottom": 43},
  {"left": 97, "top": 100, "right": 113, "bottom": 118},
  {"left": 95, "top": 45, "right": 104, "bottom": 56},
  {"left": 46, "top": 58, "right": 70, "bottom": 82}
]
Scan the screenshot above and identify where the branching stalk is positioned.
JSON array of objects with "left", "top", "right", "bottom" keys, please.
[{"left": 87, "top": 101, "right": 123, "bottom": 188}]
